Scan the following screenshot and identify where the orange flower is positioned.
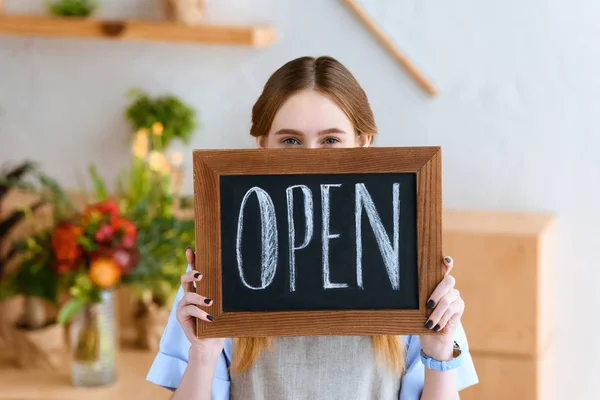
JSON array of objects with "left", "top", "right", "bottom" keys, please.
[
  {"left": 89, "top": 258, "right": 121, "bottom": 289},
  {"left": 51, "top": 222, "right": 83, "bottom": 273}
]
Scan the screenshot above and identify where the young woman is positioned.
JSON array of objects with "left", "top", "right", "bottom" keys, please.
[{"left": 147, "top": 56, "right": 478, "bottom": 399}]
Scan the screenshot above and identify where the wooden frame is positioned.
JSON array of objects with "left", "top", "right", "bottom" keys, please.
[{"left": 193, "top": 147, "right": 443, "bottom": 337}]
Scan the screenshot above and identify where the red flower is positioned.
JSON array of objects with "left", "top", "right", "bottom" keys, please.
[
  {"left": 91, "top": 201, "right": 120, "bottom": 217},
  {"left": 84, "top": 200, "right": 119, "bottom": 222},
  {"left": 110, "top": 215, "right": 137, "bottom": 243},
  {"left": 51, "top": 222, "right": 83, "bottom": 274},
  {"left": 122, "top": 236, "right": 135, "bottom": 248},
  {"left": 94, "top": 224, "right": 114, "bottom": 242},
  {"left": 56, "top": 262, "right": 77, "bottom": 274},
  {"left": 112, "top": 247, "right": 139, "bottom": 274}
]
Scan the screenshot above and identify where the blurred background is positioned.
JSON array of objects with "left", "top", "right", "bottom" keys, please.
[{"left": 0, "top": 0, "right": 598, "bottom": 399}]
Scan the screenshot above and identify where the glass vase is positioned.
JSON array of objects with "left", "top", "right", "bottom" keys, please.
[{"left": 69, "top": 290, "right": 116, "bottom": 387}]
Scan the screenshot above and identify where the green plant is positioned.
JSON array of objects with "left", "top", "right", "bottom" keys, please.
[
  {"left": 126, "top": 216, "right": 193, "bottom": 308},
  {"left": 0, "top": 161, "right": 69, "bottom": 281},
  {"left": 47, "top": 0, "right": 98, "bottom": 17},
  {"left": 0, "top": 162, "right": 72, "bottom": 329},
  {"left": 117, "top": 154, "right": 193, "bottom": 308},
  {"left": 125, "top": 89, "right": 198, "bottom": 151},
  {"left": 0, "top": 231, "right": 59, "bottom": 305}
]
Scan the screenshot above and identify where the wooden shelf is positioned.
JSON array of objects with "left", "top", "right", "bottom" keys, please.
[{"left": 0, "top": 15, "right": 276, "bottom": 47}]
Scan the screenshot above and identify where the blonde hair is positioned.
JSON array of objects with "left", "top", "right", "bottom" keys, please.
[
  {"left": 231, "top": 336, "right": 405, "bottom": 375},
  {"left": 232, "top": 56, "right": 405, "bottom": 375}
]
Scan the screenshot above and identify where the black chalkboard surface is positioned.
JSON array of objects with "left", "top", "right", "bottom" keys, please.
[
  {"left": 193, "top": 147, "right": 443, "bottom": 338},
  {"left": 220, "top": 173, "right": 418, "bottom": 312}
]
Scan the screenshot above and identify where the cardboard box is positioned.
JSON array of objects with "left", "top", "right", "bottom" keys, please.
[{"left": 443, "top": 209, "right": 555, "bottom": 399}]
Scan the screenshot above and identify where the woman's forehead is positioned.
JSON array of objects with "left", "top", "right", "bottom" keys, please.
[{"left": 269, "top": 91, "right": 353, "bottom": 136}]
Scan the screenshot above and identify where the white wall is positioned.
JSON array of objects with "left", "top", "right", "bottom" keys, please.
[{"left": 1, "top": 0, "right": 598, "bottom": 397}]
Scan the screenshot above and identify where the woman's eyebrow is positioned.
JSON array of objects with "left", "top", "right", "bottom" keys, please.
[
  {"left": 318, "top": 128, "right": 347, "bottom": 135},
  {"left": 272, "top": 128, "right": 347, "bottom": 135},
  {"left": 273, "top": 129, "right": 303, "bottom": 136}
]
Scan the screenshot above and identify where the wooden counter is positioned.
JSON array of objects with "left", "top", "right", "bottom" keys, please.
[{"left": 0, "top": 348, "right": 170, "bottom": 400}]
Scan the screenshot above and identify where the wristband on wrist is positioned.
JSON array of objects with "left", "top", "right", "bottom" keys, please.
[{"left": 420, "top": 341, "right": 463, "bottom": 372}]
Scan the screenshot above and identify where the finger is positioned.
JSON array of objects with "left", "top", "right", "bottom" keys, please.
[
  {"left": 178, "top": 314, "right": 198, "bottom": 340},
  {"left": 186, "top": 247, "right": 195, "bottom": 266},
  {"left": 426, "top": 274, "right": 456, "bottom": 309},
  {"left": 177, "top": 304, "right": 214, "bottom": 323},
  {"left": 178, "top": 291, "right": 213, "bottom": 308},
  {"left": 176, "top": 306, "right": 200, "bottom": 340},
  {"left": 443, "top": 256, "right": 454, "bottom": 276},
  {"left": 181, "top": 269, "right": 203, "bottom": 294},
  {"left": 445, "top": 304, "right": 464, "bottom": 332},
  {"left": 434, "top": 296, "right": 464, "bottom": 332},
  {"left": 425, "top": 288, "right": 459, "bottom": 330}
]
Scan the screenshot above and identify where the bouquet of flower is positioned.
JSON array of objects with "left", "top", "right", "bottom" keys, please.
[{"left": 56, "top": 199, "right": 139, "bottom": 324}]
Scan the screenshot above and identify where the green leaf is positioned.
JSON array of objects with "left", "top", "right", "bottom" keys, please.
[
  {"left": 125, "top": 87, "right": 143, "bottom": 99},
  {"left": 38, "top": 174, "right": 63, "bottom": 195},
  {"left": 88, "top": 165, "right": 107, "bottom": 201},
  {"left": 57, "top": 298, "right": 85, "bottom": 324},
  {"left": 37, "top": 173, "right": 72, "bottom": 218},
  {"left": 77, "top": 235, "right": 97, "bottom": 251}
]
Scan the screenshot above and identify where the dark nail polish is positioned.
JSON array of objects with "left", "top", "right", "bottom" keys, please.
[
  {"left": 204, "top": 298, "right": 212, "bottom": 304},
  {"left": 425, "top": 320, "right": 433, "bottom": 329},
  {"left": 433, "top": 324, "right": 441, "bottom": 332},
  {"left": 207, "top": 315, "right": 214, "bottom": 321},
  {"left": 194, "top": 272, "right": 201, "bottom": 279},
  {"left": 445, "top": 257, "right": 452, "bottom": 264},
  {"left": 186, "top": 246, "right": 192, "bottom": 251},
  {"left": 427, "top": 299, "right": 435, "bottom": 309}
]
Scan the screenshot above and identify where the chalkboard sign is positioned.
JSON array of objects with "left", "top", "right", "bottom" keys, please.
[{"left": 193, "top": 147, "right": 443, "bottom": 338}]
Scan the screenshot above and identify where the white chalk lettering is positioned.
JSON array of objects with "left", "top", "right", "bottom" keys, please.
[
  {"left": 286, "top": 185, "right": 314, "bottom": 292},
  {"left": 236, "top": 187, "right": 278, "bottom": 290},
  {"left": 321, "top": 184, "right": 348, "bottom": 289},
  {"left": 355, "top": 183, "right": 400, "bottom": 290}
]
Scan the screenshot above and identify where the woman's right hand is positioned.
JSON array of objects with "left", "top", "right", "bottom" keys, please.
[{"left": 176, "top": 248, "right": 225, "bottom": 361}]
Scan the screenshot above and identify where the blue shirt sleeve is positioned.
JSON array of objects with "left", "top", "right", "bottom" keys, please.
[
  {"left": 399, "top": 323, "right": 479, "bottom": 400},
  {"left": 146, "top": 265, "right": 232, "bottom": 400}
]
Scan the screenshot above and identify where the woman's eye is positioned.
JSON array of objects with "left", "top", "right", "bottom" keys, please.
[
  {"left": 283, "top": 138, "right": 300, "bottom": 145},
  {"left": 323, "top": 137, "right": 340, "bottom": 145}
]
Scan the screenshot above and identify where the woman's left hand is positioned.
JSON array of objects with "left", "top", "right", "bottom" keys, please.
[{"left": 419, "top": 256, "right": 465, "bottom": 361}]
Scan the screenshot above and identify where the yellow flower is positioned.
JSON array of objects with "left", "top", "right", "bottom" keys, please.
[
  {"left": 148, "top": 151, "right": 164, "bottom": 171},
  {"left": 132, "top": 131, "right": 149, "bottom": 159},
  {"left": 152, "top": 122, "right": 164, "bottom": 136},
  {"left": 86, "top": 209, "right": 102, "bottom": 224},
  {"left": 148, "top": 151, "right": 170, "bottom": 174},
  {"left": 170, "top": 151, "right": 183, "bottom": 166}
]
